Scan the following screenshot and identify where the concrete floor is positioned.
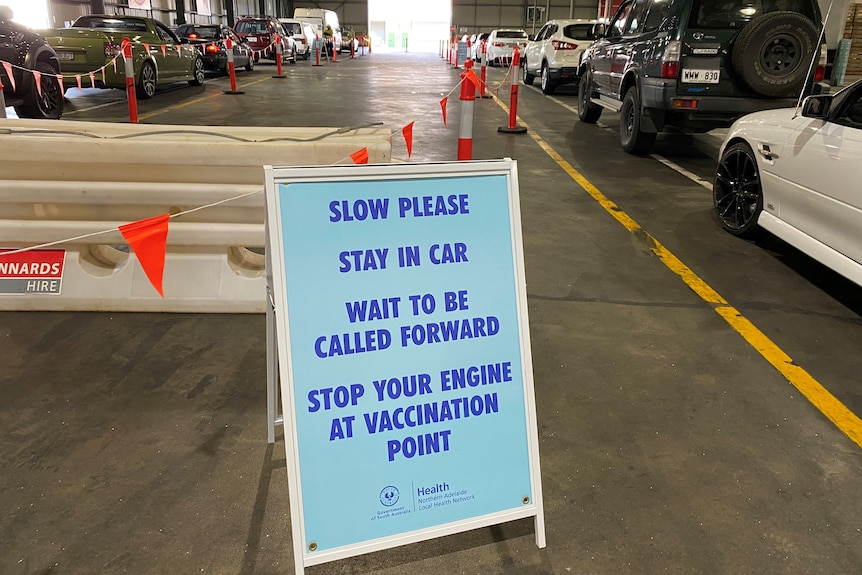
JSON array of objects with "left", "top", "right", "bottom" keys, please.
[{"left": 2, "top": 52, "right": 862, "bottom": 575}]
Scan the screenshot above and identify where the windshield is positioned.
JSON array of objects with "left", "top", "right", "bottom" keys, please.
[
  {"left": 563, "top": 23, "right": 600, "bottom": 40},
  {"left": 689, "top": 0, "right": 819, "bottom": 29},
  {"left": 282, "top": 22, "right": 302, "bottom": 35},
  {"left": 495, "top": 30, "right": 528, "bottom": 39},
  {"left": 183, "top": 25, "right": 219, "bottom": 39},
  {"left": 235, "top": 20, "right": 269, "bottom": 34}
]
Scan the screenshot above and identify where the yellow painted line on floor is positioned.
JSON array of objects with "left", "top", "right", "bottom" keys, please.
[
  {"left": 138, "top": 75, "right": 274, "bottom": 122},
  {"left": 493, "top": 96, "right": 862, "bottom": 448}
]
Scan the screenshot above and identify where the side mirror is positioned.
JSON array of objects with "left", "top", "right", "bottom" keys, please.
[
  {"left": 591, "top": 23, "right": 606, "bottom": 38},
  {"left": 528, "top": 34, "right": 535, "bottom": 41},
  {"left": 801, "top": 95, "right": 831, "bottom": 119}
]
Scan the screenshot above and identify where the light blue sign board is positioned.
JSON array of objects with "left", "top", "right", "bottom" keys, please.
[
  {"left": 265, "top": 161, "right": 544, "bottom": 570},
  {"left": 457, "top": 40, "right": 469, "bottom": 64}
]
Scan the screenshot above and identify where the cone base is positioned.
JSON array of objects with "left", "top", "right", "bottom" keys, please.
[
  {"left": 498, "top": 126, "right": 527, "bottom": 134},
  {"left": 223, "top": 90, "right": 245, "bottom": 95}
]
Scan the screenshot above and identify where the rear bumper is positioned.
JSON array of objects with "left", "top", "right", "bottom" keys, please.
[
  {"left": 641, "top": 77, "right": 800, "bottom": 131},
  {"left": 547, "top": 66, "right": 580, "bottom": 84}
]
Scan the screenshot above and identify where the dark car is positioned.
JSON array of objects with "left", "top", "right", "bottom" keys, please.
[
  {"left": 233, "top": 16, "right": 296, "bottom": 64},
  {"left": 577, "top": 0, "right": 827, "bottom": 154},
  {"left": 175, "top": 23, "right": 253, "bottom": 73},
  {"left": 0, "top": 7, "right": 63, "bottom": 119}
]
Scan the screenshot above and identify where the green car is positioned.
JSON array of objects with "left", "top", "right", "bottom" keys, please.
[{"left": 43, "top": 15, "right": 204, "bottom": 99}]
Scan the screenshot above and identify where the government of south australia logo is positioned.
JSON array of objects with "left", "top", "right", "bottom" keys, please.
[{"left": 379, "top": 486, "right": 399, "bottom": 507}]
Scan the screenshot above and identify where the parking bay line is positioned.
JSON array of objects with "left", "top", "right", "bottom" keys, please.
[{"left": 492, "top": 95, "right": 862, "bottom": 449}]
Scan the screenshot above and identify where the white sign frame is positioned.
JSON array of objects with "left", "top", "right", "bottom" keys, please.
[{"left": 264, "top": 160, "right": 545, "bottom": 574}]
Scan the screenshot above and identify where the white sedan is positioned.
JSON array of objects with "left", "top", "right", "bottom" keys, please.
[
  {"left": 713, "top": 81, "right": 862, "bottom": 286},
  {"left": 485, "top": 29, "right": 528, "bottom": 66}
]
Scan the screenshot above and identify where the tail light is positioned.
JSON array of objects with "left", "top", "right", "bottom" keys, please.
[
  {"left": 189, "top": 33, "right": 199, "bottom": 39},
  {"left": 104, "top": 42, "right": 121, "bottom": 58},
  {"left": 551, "top": 40, "right": 578, "bottom": 51},
  {"left": 661, "top": 40, "right": 681, "bottom": 79},
  {"left": 206, "top": 43, "right": 219, "bottom": 54},
  {"left": 814, "top": 43, "right": 826, "bottom": 82},
  {"left": 301, "top": 38, "right": 307, "bottom": 45},
  {"left": 492, "top": 42, "right": 505, "bottom": 47}
]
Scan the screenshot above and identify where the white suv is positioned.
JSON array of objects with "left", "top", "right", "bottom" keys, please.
[
  {"left": 485, "top": 29, "right": 528, "bottom": 66},
  {"left": 522, "top": 19, "right": 603, "bottom": 95}
]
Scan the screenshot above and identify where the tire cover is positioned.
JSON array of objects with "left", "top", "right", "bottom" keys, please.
[{"left": 731, "top": 11, "right": 818, "bottom": 98}]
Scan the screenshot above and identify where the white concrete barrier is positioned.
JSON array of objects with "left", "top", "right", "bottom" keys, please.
[{"left": 0, "top": 119, "right": 392, "bottom": 312}]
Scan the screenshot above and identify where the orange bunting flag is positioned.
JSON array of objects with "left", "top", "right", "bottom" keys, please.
[
  {"left": 161, "top": 44, "right": 167, "bottom": 58},
  {"left": 350, "top": 148, "right": 369, "bottom": 164},
  {"left": 76, "top": 74, "right": 82, "bottom": 90},
  {"left": 2, "top": 61, "right": 15, "bottom": 92},
  {"left": 2, "top": 61, "right": 15, "bottom": 91},
  {"left": 119, "top": 214, "right": 170, "bottom": 298},
  {"left": 143, "top": 43, "right": 150, "bottom": 54},
  {"left": 101, "top": 67, "right": 106, "bottom": 83},
  {"left": 439, "top": 96, "right": 448, "bottom": 127},
  {"left": 55, "top": 75, "right": 64, "bottom": 95},
  {"left": 111, "top": 58, "right": 117, "bottom": 73},
  {"left": 402, "top": 122, "right": 414, "bottom": 159},
  {"left": 32, "top": 71, "right": 42, "bottom": 97},
  {"left": 465, "top": 69, "right": 481, "bottom": 92},
  {"left": 176, "top": 45, "right": 182, "bottom": 56},
  {"left": 89, "top": 71, "right": 96, "bottom": 87}
]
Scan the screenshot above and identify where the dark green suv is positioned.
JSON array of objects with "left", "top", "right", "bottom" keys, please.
[{"left": 577, "top": 0, "right": 825, "bottom": 154}]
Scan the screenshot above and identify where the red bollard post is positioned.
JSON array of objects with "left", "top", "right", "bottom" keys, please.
[
  {"left": 272, "top": 34, "right": 285, "bottom": 78},
  {"left": 313, "top": 35, "right": 323, "bottom": 66},
  {"left": 498, "top": 45, "right": 527, "bottom": 134},
  {"left": 458, "top": 59, "right": 476, "bottom": 161},
  {"left": 350, "top": 39, "right": 355, "bottom": 59},
  {"left": 479, "top": 40, "right": 490, "bottom": 98},
  {"left": 121, "top": 38, "right": 138, "bottom": 124},
  {"left": 223, "top": 37, "right": 244, "bottom": 95}
]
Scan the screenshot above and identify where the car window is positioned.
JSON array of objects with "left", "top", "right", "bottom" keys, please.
[
  {"left": 625, "top": 0, "right": 650, "bottom": 34},
  {"left": 832, "top": 89, "right": 862, "bottom": 130},
  {"left": 608, "top": 2, "right": 634, "bottom": 37},
  {"left": 235, "top": 20, "right": 268, "bottom": 34},
  {"left": 643, "top": 0, "right": 674, "bottom": 32},
  {"left": 191, "top": 26, "right": 219, "bottom": 39},
  {"left": 535, "top": 24, "right": 551, "bottom": 41},
  {"left": 690, "top": 0, "right": 819, "bottom": 29},
  {"left": 563, "top": 23, "right": 599, "bottom": 40},
  {"left": 74, "top": 16, "right": 149, "bottom": 32},
  {"left": 154, "top": 21, "right": 178, "bottom": 43},
  {"left": 496, "top": 30, "right": 528, "bottom": 39}
]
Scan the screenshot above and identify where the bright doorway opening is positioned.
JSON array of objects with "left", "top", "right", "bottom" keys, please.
[{"left": 368, "top": 0, "right": 451, "bottom": 53}]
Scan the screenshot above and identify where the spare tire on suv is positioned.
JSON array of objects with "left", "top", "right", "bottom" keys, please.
[{"left": 731, "top": 11, "right": 819, "bottom": 98}]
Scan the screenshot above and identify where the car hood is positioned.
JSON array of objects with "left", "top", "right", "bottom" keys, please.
[{"left": 729, "top": 107, "right": 804, "bottom": 133}]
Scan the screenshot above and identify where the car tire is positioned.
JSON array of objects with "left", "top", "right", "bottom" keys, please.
[
  {"left": 731, "top": 11, "right": 817, "bottom": 98},
  {"left": 136, "top": 60, "right": 157, "bottom": 99},
  {"left": 523, "top": 59, "right": 535, "bottom": 85},
  {"left": 577, "top": 69, "right": 602, "bottom": 124},
  {"left": 713, "top": 141, "right": 763, "bottom": 238},
  {"left": 189, "top": 57, "right": 205, "bottom": 86},
  {"left": 245, "top": 55, "right": 254, "bottom": 71},
  {"left": 291, "top": 47, "right": 297, "bottom": 64},
  {"left": 14, "top": 60, "right": 64, "bottom": 119},
  {"left": 540, "top": 62, "right": 556, "bottom": 95},
  {"left": 620, "top": 85, "right": 656, "bottom": 155}
]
